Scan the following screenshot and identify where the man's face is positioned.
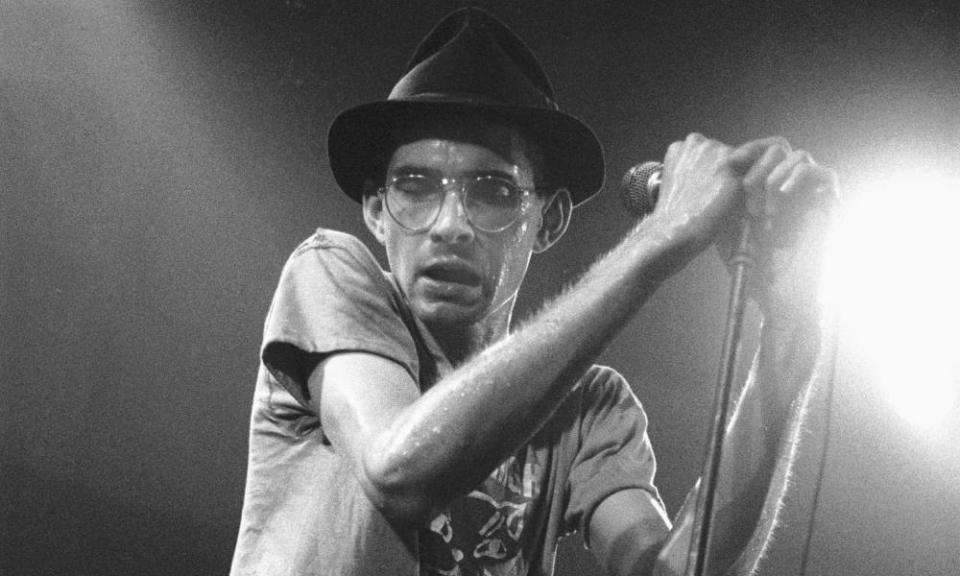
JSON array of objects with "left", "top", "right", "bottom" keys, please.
[{"left": 366, "top": 128, "right": 548, "bottom": 332}]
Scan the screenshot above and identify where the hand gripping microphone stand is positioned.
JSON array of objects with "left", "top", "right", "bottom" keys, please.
[{"left": 621, "top": 163, "right": 757, "bottom": 576}]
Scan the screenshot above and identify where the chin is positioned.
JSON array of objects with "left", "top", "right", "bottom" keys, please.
[{"left": 413, "top": 299, "right": 487, "bottom": 330}]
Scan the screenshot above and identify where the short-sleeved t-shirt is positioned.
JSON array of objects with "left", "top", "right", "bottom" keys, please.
[{"left": 230, "top": 229, "right": 663, "bottom": 576}]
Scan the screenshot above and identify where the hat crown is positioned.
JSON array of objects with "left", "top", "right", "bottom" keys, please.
[
  {"left": 388, "top": 8, "right": 559, "bottom": 111},
  {"left": 326, "top": 8, "right": 605, "bottom": 206}
]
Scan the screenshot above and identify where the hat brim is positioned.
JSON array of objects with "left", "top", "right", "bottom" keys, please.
[{"left": 327, "top": 99, "right": 605, "bottom": 206}]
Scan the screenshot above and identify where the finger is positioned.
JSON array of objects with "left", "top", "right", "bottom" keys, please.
[
  {"left": 742, "top": 141, "right": 791, "bottom": 218},
  {"left": 762, "top": 150, "right": 815, "bottom": 219},
  {"left": 767, "top": 150, "right": 815, "bottom": 195},
  {"left": 727, "top": 136, "right": 790, "bottom": 173},
  {"left": 761, "top": 164, "right": 839, "bottom": 242},
  {"left": 661, "top": 133, "right": 711, "bottom": 181},
  {"left": 685, "top": 132, "right": 708, "bottom": 145},
  {"left": 780, "top": 163, "right": 840, "bottom": 208},
  {"left": 663, "top": 139, "right": 684, "bottom": 170}
]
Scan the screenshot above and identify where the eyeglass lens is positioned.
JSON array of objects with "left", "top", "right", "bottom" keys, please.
[{"left": 386, "top": 175, "right": 523, "bottom": 232}]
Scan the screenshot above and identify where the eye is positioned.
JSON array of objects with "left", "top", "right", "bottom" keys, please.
[
  {"left": 392, "top": 175, "right": 438, "bottom": 199},
  {"left": 470, "top": 177, "right": 519, "bottom": 209}
]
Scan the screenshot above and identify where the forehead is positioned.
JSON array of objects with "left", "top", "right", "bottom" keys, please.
[
  {"left": 386, "top": 117, "right": 538, "bottom": 179},
  {"left": 387, "top": 138, "right": 530, "bottom": 179}
]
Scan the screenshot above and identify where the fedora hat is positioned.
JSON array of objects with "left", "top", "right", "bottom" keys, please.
[{"left": 327, "top": 7, "right": 605, "bottom": 206}]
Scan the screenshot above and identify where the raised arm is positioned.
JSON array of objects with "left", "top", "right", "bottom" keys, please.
[
  {"left": 315, "top": 133, "right": 838, "bottom": 576},
  {"left": 315, "top": 205, "right": 688, "bottom": 527},
  {"left": 315, "top": 133, "right": 761, "bottom": 531},
  {"left": 651, "top": 138, "right": 839, "bottom": 576}
]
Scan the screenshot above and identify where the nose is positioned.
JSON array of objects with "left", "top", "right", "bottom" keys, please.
[{"left": 429, "top": 188, "right": 475, "bottom": 244}]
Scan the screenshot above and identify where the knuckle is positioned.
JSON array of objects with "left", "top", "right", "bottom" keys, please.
[
  {"left": 794, "top": 149, "right": 815, "bottom": 164},
  {"left": 768, "top": 144, "right": 790, "bottom": 163},
  {"left": 801, "top": 163, "right": 831, "bottom": 187},
  {"left": 665, "top": 141, "right": 683, "bottom": 162},
  {"left": 771, "top": 136, "right": 791, "bottom": 151},
  {"left": 800, "top": 162, "right": 820, "bottom": 177}
]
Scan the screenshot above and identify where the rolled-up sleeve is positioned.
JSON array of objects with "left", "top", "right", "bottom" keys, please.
[
  {"left": 563, "top": 366, "right": 664, "bottom": 546},
  {"left": 260, "top": 229, "right": 418, "bottom": 411}
]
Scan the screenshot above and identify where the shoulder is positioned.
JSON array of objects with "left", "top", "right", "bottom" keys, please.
[
  {"left": 540, "top": 364, "right": 648, "bottom": 444},
  {"left": 264, "top": 227, "right": 409, "bottom": 335},
  {"left": 261, "top": 228, "right": 420, "bottom": 401},
  {"left": 272, "top": 228, "right": 394, "bottom": 303},
  {"left": 286, "top": 228, "right": 383, "bottom": 273},
  {"left": 580, "top": 364, "right": 629, "bottom": 387},
  {"left": 576, "top": 365, "right": 641, "bottom": 409},
  {"left": 297, "top": 227, "right": 373, "bottom": 253},
  {"left": 569, "top": 364, "right": 652, "bottom": 441}
]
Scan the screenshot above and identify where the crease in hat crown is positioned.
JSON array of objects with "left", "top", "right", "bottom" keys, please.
[
  {"left": 326, "top": 7, "right": 605, "bottom": 206},
  {"left": 389, "top": 7, "right": 560, "bottom": 111}
]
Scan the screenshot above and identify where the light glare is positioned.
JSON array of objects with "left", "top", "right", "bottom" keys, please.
[{"left": 825, "top": 168, "right": 960, "bottom": 426}]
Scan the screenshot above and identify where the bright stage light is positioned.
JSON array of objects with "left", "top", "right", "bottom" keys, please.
[{"left": 824, "top": 167, "right": 960, "bottom": 426}]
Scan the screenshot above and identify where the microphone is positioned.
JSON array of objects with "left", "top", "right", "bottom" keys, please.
[{"left": 619, "top": 161, "right": 662, "bottom": 217}]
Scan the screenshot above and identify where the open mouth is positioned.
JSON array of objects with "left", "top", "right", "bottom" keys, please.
[{"left": 422, "top": 263, "right": 482, "bottom": 287}]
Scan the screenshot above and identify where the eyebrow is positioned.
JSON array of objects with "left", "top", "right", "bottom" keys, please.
[{"left": 389, "top": 165, "right": 518, "bottom": 182}]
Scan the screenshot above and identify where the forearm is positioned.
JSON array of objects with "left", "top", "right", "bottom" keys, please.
[
  {"left": 342, "top": 132, "right": 794, "bottom": 527},
  {"left": 702, "top": 311, "right": 830, "bottom": 573},
  {"left": 365, "top": 219, "right": 694, "bottom": 523}
]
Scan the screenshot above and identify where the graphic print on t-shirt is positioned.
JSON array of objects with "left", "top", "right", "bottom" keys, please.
[{"left": 420, "top": 449, "right": 543, "bottom": 576}]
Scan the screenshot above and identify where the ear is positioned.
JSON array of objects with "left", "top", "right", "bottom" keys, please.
[
  {"left": 533, "top": 188, "right": 572, "bottom": 254},
  {"left": 361, "top": 180, "right": 387, "bottom": 245}
]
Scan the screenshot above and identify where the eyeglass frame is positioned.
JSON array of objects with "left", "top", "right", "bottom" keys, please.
[{"left": 378, "top": 173, "right": 543, "bottom": 234}]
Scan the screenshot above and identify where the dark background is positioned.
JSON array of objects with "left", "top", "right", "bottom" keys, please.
[{"left": 2, "top": 1, "right": 959, "bottom": 574}]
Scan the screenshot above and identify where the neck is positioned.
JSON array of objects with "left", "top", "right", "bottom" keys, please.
[{"left": 427, "top": 297, "right": 515, "bottom": 366}]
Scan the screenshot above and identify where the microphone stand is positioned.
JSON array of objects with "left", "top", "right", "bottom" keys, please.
[{"left": 685, "top": 218, "right": 756, "bottom": 576}]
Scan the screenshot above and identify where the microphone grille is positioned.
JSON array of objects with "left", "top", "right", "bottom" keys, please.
[{"left": 620, "top": 161, "right": 662, "bottom": 217}]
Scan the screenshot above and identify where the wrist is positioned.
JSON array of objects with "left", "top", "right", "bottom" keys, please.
[{"left": 630, "top": 215, "right": 708, "bottom": 282}]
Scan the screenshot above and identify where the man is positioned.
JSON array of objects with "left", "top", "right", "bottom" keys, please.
[{"left": 231, "top": 8, "right": 837, "bottom": 576}]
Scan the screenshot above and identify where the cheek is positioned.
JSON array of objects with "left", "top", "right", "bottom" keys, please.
[
  {"left": 384, "top": 231, "right": 416, "bottom": 282},
  {"left": 487, "top": 222, "right": 537, "bottom": 291}
]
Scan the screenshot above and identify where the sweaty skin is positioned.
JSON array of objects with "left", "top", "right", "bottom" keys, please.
[
  {"left": 317, "top": 128, "right": 837, "bottom": 576},
  {"left": 370, "top": 136, "right": 545, "bottom": 365}
]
